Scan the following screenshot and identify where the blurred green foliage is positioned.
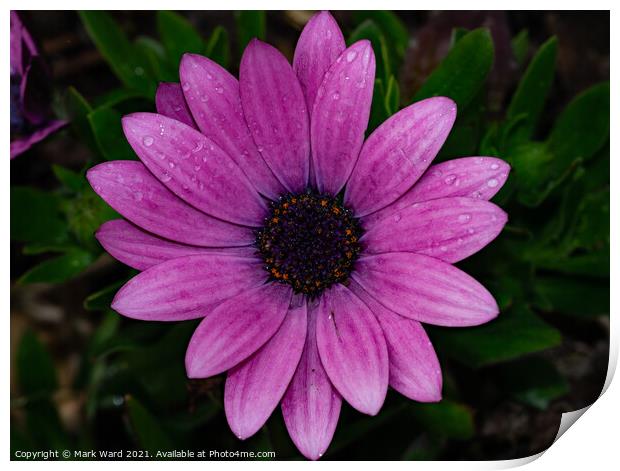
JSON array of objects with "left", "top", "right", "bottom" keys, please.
[{"left": 11, "top": 10, "right": 609, "bottom": 461}]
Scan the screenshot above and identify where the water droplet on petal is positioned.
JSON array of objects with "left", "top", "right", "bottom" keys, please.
[
  {"left": 490, "top": 163, "right": 500, "bottom": 170},
  {"left": 346, "top": 50, "right": 357, "bottom": 62},
  {"left": 182, "top": 82, "right": 191, "bottom": 91},
  {"left": 332, "top": 92, "right": 340, "bottom": 100},
  {"left": 487, "top": 178, "right": 499, "bottom": 188},
  {"left": 444, "top": 174, "right": 457, "bottom": 185},
  {"left": 458, "top": 213, "right": 471, "bottom": 223},
  {"left": 214, "top": 86, "right": 224, "bottom": 94},
  {"left": 393, "top": 214, "right": 401, "bottom": 222},
  {"left": 142, "top": 136, "right": 154, "bottom": 147}
]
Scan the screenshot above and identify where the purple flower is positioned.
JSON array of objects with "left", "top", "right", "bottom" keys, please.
[
  {"left": 87, "top": 11, "right": 510, "bottom": 460},
  {"left": 10, "top": 11, "right": 65, "bottom": 159}
]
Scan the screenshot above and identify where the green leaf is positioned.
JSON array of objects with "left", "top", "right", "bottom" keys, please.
[
  {"left": 65, "top": 86, "right": 97, "bottom": 150},
  {"left": 368, "top": 78, "right": 387, "bottom": 134},
  {"left": 134, "top": 36, "right": 177, "bottom": 82},
  {"left": 497, "top": 357, "right": 568, "bottom": 409},
  {"left": 535, "top": 252, "right": 609, "bottom": 278},
  {"left": 409, "top": 400, "right": 474, "bottom": 440},
  {"left": 84, "top": 280, "right": 125, "bottom": 311},
  {"left": 79, "top": 11, "right": 155, "bottom": 96},
  {"left": 352, "top": 11, "right": 408, "bottom": 61},
  {"left": 126, "top": 396, "right": 174, "bottom": 453},
  {"left": 52, "top": 165, "right": 85, "bottom": 192},
  {"left": 437, "top": 87, "right": 485, "bottom": 160},
  {"left": 547, "top": 81, "right": 610, "bottom": 164},
  {"left": 88, "top": 107, "right": 136, "bottom": 161},
  {"left": 63, "top": 186, "right": 118, "bottom": 250},
  {"left": 157, "top": 11, "right": 204, "bottom": 68},
  {"left": 368, "top": 75, "right": 400, "bottom": 134},
  {"left": 235, "top": 11, "right": 266, "bottom": 54},
  {"left": 17, "top": 331, "right": 58, "bottom": 397},
  {"left": 19, "top": 249, "right": 95, "bottom": 284},
  {"left": 384, "top": 75, "right": 400, "bottom": 115},
  {"left": 10, "top": 187, "right": 67, "bottom": 245},
  {"left": 429, "top": 304, "right": 562, "bottom": 368},
  {"left": 509, "top": 141, "right": 580, "bottom": 207},
  {"left": 507, "top": 37, "right": 557, "bottom": 140},
  {"left": 348, "top": 19, "right": 391, "bottom": 83},
  {"left": 511, "top": 29, "right": 530, "bottom": 66},
  {"left": 534, "top": 275, "right": 609, "bottom": 318},
  {"left": 413, "top": 28, "right": 494, "bottom": 110},
  {"left": 205, "top": 26, "right": 231, "bottom": 69},
  {"left": 93, "top": 87, "right": 149, "bottom": 109}
]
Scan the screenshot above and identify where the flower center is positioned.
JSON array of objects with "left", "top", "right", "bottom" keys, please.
[{"left": 255, "top": 192, "right": 363, "bottom": 297}]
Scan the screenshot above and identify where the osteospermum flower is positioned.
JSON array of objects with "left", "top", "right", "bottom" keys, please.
[
  {"left": 87, "top": 11, "right": 510, "bottom": 460},
  {"left": 10, "top": 11, "right": 65, "bottom": 158}
]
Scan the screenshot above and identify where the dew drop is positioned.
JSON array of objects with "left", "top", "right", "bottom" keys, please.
[
  {"left": 182, "top": 82, "right": 191, "bottom": 91},
  {"left": 458, "top": 213, "right": 471, "bottom": 223},
  {"left": 468, "top": 228, "right": 475, "bottom": 235},
  {"left": 214, "top": 86, "right": 224, "bottom": 94},
  {"left": 168, "top": 161, "right": 175, "bottom": 169},
  {"left": 487, "top": 178, "right": 499, "bottom": 188},
  {"left": 490, "top": 163, "right": 500, "bottom": 170},
  {"left": 142, "top": 136, "right": 154, "bottom": 147},
  {"left": 332, "top": 92, "right": 340, "bottom": 100},
  {"left": 444, "top": 174, "right": 457, "bottom": 185},
  {"left": 161, "top": 172, "right": 172, "bottom": 182},
  {"left": 393, "top": 214, "right": 401, "bottom": 222},
  {"left": 346, "top": 50, "right": 358, "bottom": 62}
]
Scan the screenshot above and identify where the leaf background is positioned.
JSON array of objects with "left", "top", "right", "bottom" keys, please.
[{"left": 10, "top": 10, "right": 609, "bottom": 461}]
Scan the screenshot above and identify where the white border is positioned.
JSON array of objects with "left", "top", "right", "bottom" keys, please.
[{"left": 4, "top": 2, "right": 617, "bottom": 468}]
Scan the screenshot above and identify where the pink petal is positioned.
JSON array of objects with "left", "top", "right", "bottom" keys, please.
[
  {"left": 364, "top": 157, "right": 511, "bottom": 226},
  {"left": 350, "top": 281, "right": 442, "bottom": 402},
  {"left": 352, "top": 252, "right": 499, "bottom": 327},
  {"left": 361, "top": 197, "right": 508, "bottom": 263},
  {"left": 316, "top": 284, "right": 388, "bottom": 415},
  {"left": 122, "top": 112, "right": 266, "bottom": 226},
  {"left": 10, "top": 120, "right": 66, "bottom": 159},
  {"left": 87, "top": 161, "right": 253, "bottom": 247},
  {"left": 225, "top": 300, "right": 307, "bottom": 439},
  {"left": 345, "top": 97, "right": 457, "bottom": 217},
  {"left": 96, "top": 219, "right": 255, "bottom": 271},
  {"left": 293, "top": 10, "right": 346, "bottom": 111},
  {"left": 179, "top": 54, "right": 284, "bottom": 199},
  {"left": 155, "top": 82, "right": 197, "bottom": 128},
  {"left": 111, "top": 254, "right": 266, "bottom": 321},
  {"left": 311, "top": 40, "right": 376, "bottom": 195},
  {"left": 240, "top": 39, "right": 310, "bottom": 193},
  {"left": 185, "top": 283, "right": 292, "bottom": 378},
  {"left": 281, "top": 303, "right": 341, "bottom": 461}
]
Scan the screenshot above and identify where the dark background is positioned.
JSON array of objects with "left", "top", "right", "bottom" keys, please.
[{"left": 11, "top": 11, "right": 610, "bottom": 460}]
